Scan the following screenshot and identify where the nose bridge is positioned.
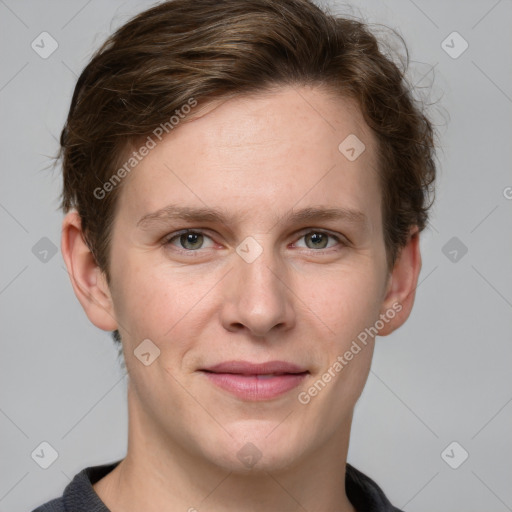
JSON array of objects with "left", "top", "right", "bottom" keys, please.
[
  {"left": 225, "top": 233, "right": 293, "bottom": 335},
  {"left": 236, "top": 234, "right": 284, "bottom": 299}
]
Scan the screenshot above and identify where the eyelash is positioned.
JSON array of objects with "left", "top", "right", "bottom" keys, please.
[{"left": 162, "top": 229, "right": 348, "bottom": 256}]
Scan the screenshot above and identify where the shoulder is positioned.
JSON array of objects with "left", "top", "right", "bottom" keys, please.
[
  {"left": 346, "top": 463, "right": 404, "bottom": 512},
  {"left": 30, "top": 496, "right": 65, "bottom": 511},
  {"left": 29, "top": 460, "right": 122, "bottom": 512}
]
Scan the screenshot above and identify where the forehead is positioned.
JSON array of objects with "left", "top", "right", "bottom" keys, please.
[{"left": 115, "top": 86, "right": 381, "bottom": 233}]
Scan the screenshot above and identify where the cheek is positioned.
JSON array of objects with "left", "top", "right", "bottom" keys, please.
[
  {"left": 300, "top": 267, "right": 382, "bottom": 407},
  {"left": 299, "top": 263, "right": 384, "bottom": 343},
  {"left": 110, "top": 257, "right": 214, "bottom": 351}
]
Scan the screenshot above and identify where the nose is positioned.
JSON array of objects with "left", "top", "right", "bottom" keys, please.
[{"left": 220, "top": 238, "right": 296, "bottom": 338}]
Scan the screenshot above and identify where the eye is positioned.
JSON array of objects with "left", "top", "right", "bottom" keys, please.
[
  {"left": 294, "top": 230, "right": 345, "bottom": 250},
  {"left": 163, "top": 229, "right": 347, "bottom": 254},
  {"left": 164, "top": 230, "right": 215, "bottom": 251}
]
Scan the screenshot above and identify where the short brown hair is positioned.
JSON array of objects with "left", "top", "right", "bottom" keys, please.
[{"left": 57, "top": 0, "right": 436, "bottom": 342}]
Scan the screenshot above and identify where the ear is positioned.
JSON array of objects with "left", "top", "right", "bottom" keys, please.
[
  {"left": 377, "top": 226, "right": 422, "bottom": 336},
  {"left": 61, "top": 210, "right": 118, "bottom": 331}
]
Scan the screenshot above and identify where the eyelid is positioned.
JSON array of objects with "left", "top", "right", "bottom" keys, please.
[
  {"left": 163, "top": 229, "right": 216, "bottom": 248},
  {"left": 293, "top": 227, "right": 349, "bottom": 244},
  {"left": 291, "top": 228, "right": 349, "bottom": 250},
  {"left": 163, "top": 228, "right": 349, "bottom": 252}
]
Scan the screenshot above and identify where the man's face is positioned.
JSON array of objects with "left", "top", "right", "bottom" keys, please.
[{"left": 106, "top": 86, "right": 392, "bottom": 470}]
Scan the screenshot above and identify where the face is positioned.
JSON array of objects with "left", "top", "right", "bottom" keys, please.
[{"left": 70, "top": 86, "right": 412, "bottom": 473}]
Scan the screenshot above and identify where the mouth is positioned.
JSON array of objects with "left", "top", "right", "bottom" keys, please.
[{"left": 199, "top": 360, "right": 309, "bottom": 401}]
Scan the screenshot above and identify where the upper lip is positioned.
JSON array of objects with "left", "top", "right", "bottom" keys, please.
[{"left": 201, "top": 360, "right": 308, "bottom": 375}]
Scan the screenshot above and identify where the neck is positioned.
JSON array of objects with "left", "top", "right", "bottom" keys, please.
[{"left": 94, "top": 381, "right": 357, "bottom": 512}]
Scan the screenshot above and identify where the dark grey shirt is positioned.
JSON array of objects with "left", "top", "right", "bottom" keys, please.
[{"left": 31, "top": 460, "right": 404, "bottom": 512}]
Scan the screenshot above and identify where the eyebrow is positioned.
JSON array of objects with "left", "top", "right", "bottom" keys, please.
[{"left": 136, "top": 204, "right": 369, "bottom": 232}]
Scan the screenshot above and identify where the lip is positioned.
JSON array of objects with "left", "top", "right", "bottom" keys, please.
[{"left": 200, "top": 360, "right": 309, "bottom": 401}]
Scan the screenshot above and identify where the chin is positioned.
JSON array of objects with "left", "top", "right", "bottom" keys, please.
[
  {"left": 209, "top": 447, "right": 303, "bottom": 475},
  {"left": 199, "top": 422, "right": 309, "bottom": 474}
]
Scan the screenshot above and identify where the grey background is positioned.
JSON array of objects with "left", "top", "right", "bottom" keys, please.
[{"left": 0, "top": 0, "right": 511, "bottom": 511}]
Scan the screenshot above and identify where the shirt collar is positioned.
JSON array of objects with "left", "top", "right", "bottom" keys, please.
[{"left": 61, "top": 460, "right": 403, "bottom": 512}]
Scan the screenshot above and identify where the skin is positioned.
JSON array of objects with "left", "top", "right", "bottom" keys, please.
[{"left": 61, "top": 85, "right": 421, "bottom": 512}]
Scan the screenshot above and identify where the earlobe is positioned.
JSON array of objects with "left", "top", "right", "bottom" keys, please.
[
  {"left": 61, "top": 211, "right": 118, "bottom": 332},
  {"left": 378, "top": 227, "right": 422, "bottom": 337}
]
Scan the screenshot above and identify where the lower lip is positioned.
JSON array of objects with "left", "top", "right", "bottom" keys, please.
[{"left": 201, "top": 371, "right": 308, "bottom": 400}]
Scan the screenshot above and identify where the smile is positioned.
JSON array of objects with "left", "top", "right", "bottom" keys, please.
[{"left": 200, "top": 360, "right": 309, "bottom": 401}]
